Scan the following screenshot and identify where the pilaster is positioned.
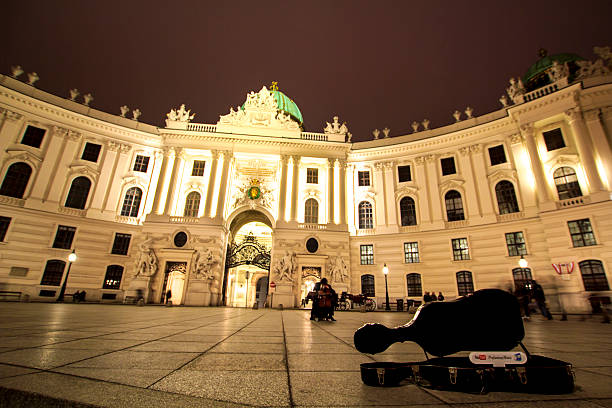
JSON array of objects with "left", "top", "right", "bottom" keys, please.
[
  {"left": 164, "top": 148, "right": 185, "bottom": 215},
  {"left": 215, "top": 151, "right": 232, "bottom": 220},
  {"left": 584, "top": 109, "right": 612, "bottom": 190},
  {"left": 278, "top": 155, "right": 289, "bottom": 221},
  {"left": 521, "top": 124, "right": 552, "bottom": 204},
  {"left": 458, "top": 146, "right": 482, "bottom": 220},
  {"left": 327, "top": 158, "right": 335, "bottom": 224},
  {"left": 204, "top": 150, "right": 219, "bottom": 217},
  {"left": 338, "top": 159, "right": 347, "bottom": 225},
  {"left": 290, "top": 155, "right": 300, "bottom": 221}
]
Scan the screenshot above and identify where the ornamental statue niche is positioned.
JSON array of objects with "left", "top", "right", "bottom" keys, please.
[
  {"left": 192, "top": 248, "right": 218, "bottom": 280},
  {"left": 327, "top": 255, "right": 349, "bottom": 283},
  {"left": 134, "top": 237, "right": 158, "bottom": 278}
]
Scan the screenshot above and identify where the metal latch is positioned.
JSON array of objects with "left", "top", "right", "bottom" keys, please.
[
  {"left": 449, "top": 367, "right": 458, "bottom": 385},
  {"left": 376, "top": 368, "right": 385, "bottom": 385},
  {"left": 516, "top": 367, "right": 528, "bottom": 385}
]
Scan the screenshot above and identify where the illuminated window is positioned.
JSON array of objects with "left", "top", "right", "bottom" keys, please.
[
  {"left": 358, "top": 171, "right": 370, "bottom": 186},
  {"left": 445, "top": 190, "right": 465, "bottom": 221},
  {"left": 554, "top": 167, "right": 582, "bottom": 200},
  {"left": 505, "top": 232, "right": 526, "bottom": 256},
  {"left": 358, "top": 201, "right": 373, "bottom": 229},
  {"left": 579, "top": 260, "right": 609, "bottom": 291},
  {"left": 452, "top": 238, "right": 470, "bottom": 260},
  {"left": 567, "top": 219, "right": 596, "bottom": 247},
  {"left": 65, "top": 177, "right": 91, "bottom": 209},
  {"left": 406, "top": 273, "right": 422, "bottom": 297},
  {"left": 512, "top": 267, "right": 532, "bottom": 289},
  {"left": 404, "top": 242, "right": 419, "bottom": 263},
  {"left": 495, "top": 181, "right": 519, "bottom": 214},
  {"left": 360, "top": 244, "right": 374, "bottom": 265},
  {"left": 133, "top": 155, "right": 150, "bottom": 172},
  {"left": 304, "top": 198, "right": 318, "bottom": 223},
  {"left": 120, "top": 187, "right": 142, "bottom": 217},
  {"left": 184, "top": 191, "right": 201, "bottom": 217},
  {"left": 306, "top": 168, "right": 318, "bottom": 184},
  {"left": 103, "top": 265, "right": 124, "bottom": 290},
  {"left": 192, "top": 160, "right": 205, "bottom": 176}
]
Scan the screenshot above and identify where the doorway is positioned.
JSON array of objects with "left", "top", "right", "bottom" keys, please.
[
  {"left": 160, "top": 262, "right": 187, "bottom": 304},
  {"left": 256, "top": 276, "right": 269, "bottom": 308}
]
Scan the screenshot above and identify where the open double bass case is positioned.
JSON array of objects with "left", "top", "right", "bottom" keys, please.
[{"left": 355, "top": 289, "right": 574, "bottom": 394}]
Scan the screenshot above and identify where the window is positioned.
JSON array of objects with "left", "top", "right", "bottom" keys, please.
[
  {"left": 404, "top": 242, "right": 419, "bottom": 263},
  {"left": 441, "top": 157, "right": 456, "bottom": 176},
  {"left": 306, "top": 168, "right": 318, "bottom": 184},
  {"left": 133, "top": 155, "right": 150, "bottom": 172},
  {"left": 52, "top": 225, "right": 76, "bottom": 249},
  {"left": 512, "top": 267, "right": 532, "bottom": 289},
  {"left": 20, "top": 125, "right": 45, "bottom": 148},
  {"left": 40, "top": 260, "right": 66, "bottom": 286},
  {"left": 64, "top": 177, "right": 92, "bottom": 209},
  {"left": 495, "top": 181, "right": 519, "bottom": 214},
  {"left": 103, "top": 265, "right": 124, "bottom": 290},
  {"left": 358, "top": 201, "right": 373, "bottom": 229},
  {"left": 456, "top": 271, "right": 474, "bottom": 296},
  {"left": 360, "top": 244, "right": 374, "bottom": 265},
  {"left": 452, "top": 238, "right": 470, "bottom": 260},
  {"left": 304, "top": 198, "right": 318, "bottom": 223},
  {"left": 120, "top": 187, "right": 142, "bottom": 217},
  {"left": 0, "top": 216, "right": 10, "bottom": 241},
  {"left": 81, "top": 142, "right": 101, "bottom": 162},
  {"left": 445, "top": 190, "right": 465, "bottom": 221},
  {"left": 361, "top": 274, "right": 375, "bottom": 297},
  {"left": 399, "top": 197, "right": 417, "bottom": 226},
  {"left": 111, "top": 233, "right": 131, "bottom": 255},
  {"left": 183, "top": 191, "right": 201, "bottom": 217},
  {"left": 543, "top": 128, "right": 566, "bottom": 151},
  {"left": 192, "top": 160, "right": 205, "bottom": 176},
  {"left": 568, "top": 219, "right": 596, "bottom": 247},
  {"left": 488, "top": 145, "right": 507, "bottom": 166},
  {"left": 0, "top": 162, "right": 32, "bottom": 198},
  {"left": 398, "top": 165, "right": 411, "bottom": 182},
  {"left": 579, "top": 260, "right": 609, "bottom": 291},
  {"left": 358, "top": 171, "right": 370, "bottom": 186},
  {"left": 554, "top": 167, "right": 582, "bottom": 200},
  {"left": 406, "top": 273, "right": 422, "bottom": 297},
  {"left": 505, "top": 232, "right": 527, "bottom": 257}
]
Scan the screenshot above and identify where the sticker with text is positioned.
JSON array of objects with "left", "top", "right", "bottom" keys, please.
[{"left": 469, "top": 352, "right": 528, "bottom": 367}]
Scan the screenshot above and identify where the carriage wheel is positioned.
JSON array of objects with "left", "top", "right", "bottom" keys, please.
[
  {"left": 365, "top": 299, "right": 376, "bottom": 311},
  {"left": 339, "top": 300, "right": 350, "bottom": 311}
]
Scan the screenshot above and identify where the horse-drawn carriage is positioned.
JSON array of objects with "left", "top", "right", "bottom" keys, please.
[{"left": 337, "top": 292, "right": 376, "bottom": 311}]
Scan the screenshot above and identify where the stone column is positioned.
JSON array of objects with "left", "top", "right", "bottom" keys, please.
[
  {"left": 204, "top": 150, "right": 219, "bottom": 217},
  {"left": 278, "top": 155, "right": 289, "bottom": 221},
  {"left": 458, "top": 146, "right": 481, "bottom": 219},
  {"left": 338, "top": 159, "right": 347, "bottom": 225},
  {"left": 47, "top": 130, "right": 82, "bottom": 204},
  {"left": 566, "top": 108, "right": 605, "bottom": 193},
  {"left": 374, "top": 162, "right": 386, "bottom": 227},
  {"left": 584, "top": 109, "right": 612, "bottom": 189},
  {"left": 143, "top": 150, "right": 164, "bottom": 216},
  {"left": 29, "top": 126, "right": 70, "bottom": 202},
  {"left": 469, "top": 144, "right": 496, "bottom": 218},
  {"left": 327, "top": 158, "right": 335, "bottom": 224},
  {"left": 105, "top": 144, "right": 133, "bottom": 213},
  {"left": 163, "top": 148, "right": 185, "bottom": 215},
  {"left": 382, "top": 161, "right": 397, "bottom": 227},
  {"left": 215, "top": 151, "right": 233, "bottom": 220},
  {"left": 414, "top": 156, "right": 431, "bottom": 224},
  {"left": 290, "top": 155, "right": 300, "bottom": 222},
  {"left": 89, "top": 140, "right": 120, "bottom": 211},
  {"left": 508, "top": 134, "right": 537, "bottom": 211},
  {"left": 521, "top": 124, "right": 552, "bottom": 203},
  {"left": 424, "top": 154, "right": 444, "bottom": 222},
  {"left": 151, "top": 148, "right": 173, "bottom": 215},
  {"left": 346, "top": 164, "right": 356, "bottom": 229}
]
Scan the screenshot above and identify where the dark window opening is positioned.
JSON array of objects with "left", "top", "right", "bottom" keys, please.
[
  {"left": 81, "top": 142, "right": 102, "bottom": 162},
  {"left": 133, "top": 155, "right": 150, "bottom": 172},
  {"left": 361, "top": 274, "right": 375, "bottom": 297},
  {"left": 488, "top": 145, "right": 507, "bottom": 166},
  {"left": 543, "top": 128, "right": 566, "bottom": 151},
  {"left": 111, "top": 233, "right": 131, "bottom": 255},
  {"left": 441, "top": 157, "right": 456, "bottom": 176},
  {"left": 52, "top": 225, "right": 76, "bottom": 249},
  {"left": 398, "top": 165, "right": 411, "bottom": 182},
  {"left": 21, "top": 125, "right": 46, "bottom": 148}
]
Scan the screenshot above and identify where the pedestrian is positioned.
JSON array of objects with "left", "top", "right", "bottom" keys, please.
[
  {"left": 72, "top": 290, "right": 80, "bottom": 303},
  {"left": 79, "top": 290, "right": 86, "bottom": 302},
  {"left": 437, "top": 292, "right": 445, "bottom": 301},
  {"left": 515, "top": 282, "right": 531, "bottom": 320},
  {"left": 165, "top": 289, "right": 172, "bottom": 305},
  {"left": 531, "top": 280, "right": 553, "bottom": 320},
  {"left": 423, "top": 292, "right": 431, "bottom": 303}
]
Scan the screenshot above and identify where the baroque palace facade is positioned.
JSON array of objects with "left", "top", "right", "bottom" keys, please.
[{"left": 1, "top": 49, "right": 612, "bottom": 313}]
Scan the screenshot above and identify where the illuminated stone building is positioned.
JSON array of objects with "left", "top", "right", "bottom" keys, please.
[{"left": 1, "top": 50, "right": 611, "bottom": 313}]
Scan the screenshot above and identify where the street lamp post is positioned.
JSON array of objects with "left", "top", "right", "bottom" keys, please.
[
  {"left": 57, "top": 249, "right": 77, "bottom": 302},
  {"left": 383, "top": 263, "right": 390, "bottom": 311},
  {"left": 245, "top": 271, "right": 250, "bottom": 308}
]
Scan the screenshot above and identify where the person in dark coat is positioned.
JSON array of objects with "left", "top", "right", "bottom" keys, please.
[
  {"left": 531, "top": 280, "right": 553, "bottom": 320},
  {"left": 515, "top": 283, "right": 531, "bottom": 320},
  {"left": 165, "top": 289, "right": 172, "bottom": 304},
  {"left": 437, "top": 292, "right": 445, "bottom": 301},
  {"left": 423, "top": 292, "right": 431, "bottom": 303}
]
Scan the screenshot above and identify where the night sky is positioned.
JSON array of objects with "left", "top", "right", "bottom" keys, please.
[{"left": 2, "top": 1, "right": 612, "bottom": 141}]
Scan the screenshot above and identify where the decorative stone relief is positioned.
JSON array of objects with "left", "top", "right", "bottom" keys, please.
[
  {"left": 459, "top": 147, "right": 471, "bottom": 156},
  {"left": 422, "top": 119, "right": 430, "bottom": 130},
  {"left": 414, "top": 156, "right": 427, "bottom": 165},
  {"left": 191, "top": 248, "right": 218, "bottom": 280},
  {"left": 52, "top": 126, "right": 69, "bottom": 138},
  {"left": 411, "top": 121, "right": 419, "bottom": 133},
  {"left": 453, "top": 110, "right": 462, "bottom": 122},
  {"left": 272, "top": 251, "right": 297, "bottom": 282},
  {"left": 1, "top": 108, "right": 22, "bottom": 122},
  {"left": 324, "top": 116, "right": 349, "bottom": 136},
  {"left": 439, "top": 178, "right": 465, "bottom": 194},
  {"left": 132, "top": 109, "right": 142, "bottom": 121},
  {"left": 547, "top": 61, "right": 570, "bottom": 82},
  {"left": 519, "top": 123, "right": 534, "bottom": 136},
  {"left": 167, "top": 104, "right": 195, "bottom": 122},
  {"left": 576, "top": 46, "right": 611, "bottom": 79},
  {"left": 83, "top": 93, "right": 93, "bottom": 106},
  {"left": 134, "top": 237, "right": 159, "bottom": 277},
  {"left": 469, "top": 144, "right": 482, "bottom": 153},
  {"left": 564, "top": 108, "right": 582, "bottom": 123},
  {"left": 231, "top": 178, "right": 274, "bottom": 211},
  {"left": 488, "top": 169, "right": 517, "bottom": 185},
  {"left": 394, "top": 186, "right": 418, "bottom": 200},
  {"left": 584, "top": 109, "right": 601, "bottom": 122},
  {"left": 424, "top": 154, "right": 437, "bottom": 163},
  {"left": 499, "top": 95, "right": 509, "bottom": 107},
  {"left": 327, "top": 255, "right": 348, "bottom": 283},
  {"left": 372, "top": 129, "right": 380, "bottom": 139},
  {"left": 509, "top": 134, "right": 524, "bottom": 145},
  {"left": 382, "top": 127, "right": 390, "bottom": 138},
  {"left": 465, "top": 106, "right": 474, "bottom": 119}
]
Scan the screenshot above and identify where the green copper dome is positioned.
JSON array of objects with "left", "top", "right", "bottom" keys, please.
[
  {"left": 271, "top": 89, "right": 303, "bottom": 125},
  {"left": 523, "top": 50, "right": 584, "bottom": 84}
]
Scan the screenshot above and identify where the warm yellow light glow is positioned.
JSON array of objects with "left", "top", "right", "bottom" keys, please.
[
  {"left": 382, "top": 263, "right": 389, "bottom": 275},
  {"left": 333, "top": 162, "right": 340, "bottom": 224},
  {"left": 285, "top": 162, "right": 293, "bottom": 221},
  {"left": 520, "top": 147, "right": 536, "bottom": 191},
  {"left": 576, "top": 164, "right": 589, "bottom": 194},
  {"left": 157, "top": 155, "right": 175, "bottom": 214},
  {"left": 518, "top": 256, "right": 528, "bottom": 269},
  {"left": 210, "top": 155, "right": 225, "bottom": 217},
  {"left": 595, "top": 157, "right": 610, "bottom": 190},
  {"left": 68, "top": 250, "right": 77, "bottom": 262},
  {"left": 172, "top": 158, "right": 187, "bottom": 216}
]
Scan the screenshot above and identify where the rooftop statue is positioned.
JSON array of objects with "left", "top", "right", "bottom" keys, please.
[
  {"left": 167, "top": 104, "right": 195, "bottom": 122},
  {"left": 547, "top": 60, "right": 570, "bottom": 82},
  {"left": 324, "top": 116, "right": 349, "bottom": 135},
  {"left": 10, "top": 65, "right": 23, "bottom": 78},
  {"left": 372, "top": 129, "right": 380, "bottom": 139},
  {"left": 69, "top": 89, "right": 79, "bottom": 101},
  {"left": 506, "top": 77, "right": 526, "bottom": 104},
  {"left": 577, "top": 45, "right": 611, "bottom": 79}
]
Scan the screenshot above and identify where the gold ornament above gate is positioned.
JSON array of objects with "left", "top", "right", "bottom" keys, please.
[{"left": 247, "top": 178, "right": 261, "bottom": 200}]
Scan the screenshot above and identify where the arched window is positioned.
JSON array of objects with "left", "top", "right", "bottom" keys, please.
[
  {"left": 361, "top": 274, "right": 375, "bottom": 297},
  {"left": 554, "top": 167, "right": 582, "bottom": 200},
  {"left": 406, "top": 273, "right": 422, "bottom": 297},
  {"left": 399, "top": 197, "right": 417, "bottom": 226},
  {"left": 40, "top": 260, "right": 66, "bottom": 286},
  {"left": 64, "top": 177, "right": 92, "bottom": 209},
  {"left": 512, "top": 267, "right": 532, "bottom": 289},
  {"left": 495, "top": 181, "right": 519, "bottom": 214},
  {"left": 358, "top": 201, "right": 373, "bottom": 229},
  {"left": 0, "top": 162, "right": 32, "bottom": 199},
  {"left": 445, "top": 190, "right": 465, "bottom": 221},
  {"left": 456, "top": 271, "right": 474, "bottom": 296},
  {"left": 120, "top": 187, "right": 142, "bottom": 217},
  {"left": 103, "top": 265, "right": 124, "bottom": 290},
  {"left": 304, "top": 198, "right": 318, "bottom": 223},
  {"left": 579, "top": 260, "right": 609, "bottom": 291},
  {"left": 183, "top": 191, "right": 201, "bottom": 217}
]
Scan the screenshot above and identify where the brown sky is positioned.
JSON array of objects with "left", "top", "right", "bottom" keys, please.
[{"left": 2, "top": 0, "right": 612, "bottom": 141}]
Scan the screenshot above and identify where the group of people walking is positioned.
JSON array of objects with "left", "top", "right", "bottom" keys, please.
[
  {"left": 423, "top": 291, "right": 444, "bottom": 302},
  {"left": 514, "top": 279, "right": 553, "bottom": 320}
]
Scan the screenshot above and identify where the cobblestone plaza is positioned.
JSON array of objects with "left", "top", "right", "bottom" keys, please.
[{"left": 1, "top": 303, "right": 612, "bottom": 407}]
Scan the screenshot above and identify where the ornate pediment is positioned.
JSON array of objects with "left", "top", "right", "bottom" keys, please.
[
  {"left": 68, "top": 164, "right": 100, "bottom": 181},
  {"left": 439, "top": 178, "right": 465, "bottom": 193},
  {"left": 488, "top": 169, "right": 517, "bottom": 185},
  {"left": 395, "top": 186, "right": 418, "bottom": 200}
]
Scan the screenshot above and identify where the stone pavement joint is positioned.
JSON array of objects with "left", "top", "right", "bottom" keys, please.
[{"left": 1, "top": 303, "right": 612, "bottom": 407}]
